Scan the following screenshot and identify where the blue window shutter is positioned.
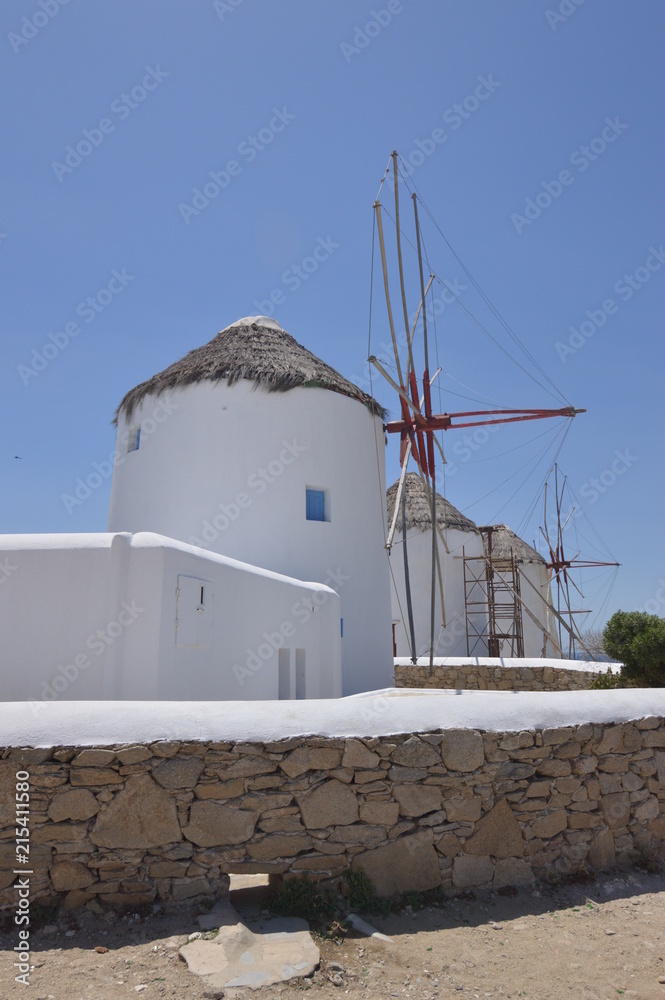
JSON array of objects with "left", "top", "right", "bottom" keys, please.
[{"left": 306, "top": 489, "right": 325, "bottom": 521}]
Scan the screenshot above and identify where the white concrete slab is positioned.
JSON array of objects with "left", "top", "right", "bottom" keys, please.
[
  {"left": 180, "top": 901, "right": 319, "bottom": 991},
  {"left": 395, "top": 656, "right": 622, "bottom": 674},
  {"left": 1, "top": 687, "right": 663, "bottom": 747}
]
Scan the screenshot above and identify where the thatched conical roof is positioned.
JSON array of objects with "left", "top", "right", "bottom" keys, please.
[
  {"left": 114, "top": 316, "right": 385, "bottom": 424},
  {"left": 482, "top": 524, "right": 545, "bottom": 564},
  {"left": 386, "top": 473, "right": 479, "bottom": 533}
]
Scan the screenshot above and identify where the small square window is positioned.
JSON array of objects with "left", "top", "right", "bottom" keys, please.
[
  {"left": 306, "top": 488, "right": 326, "bottom": 522},
  {"left": 126, "top": 426, "right": 141, "bottom": 453}
]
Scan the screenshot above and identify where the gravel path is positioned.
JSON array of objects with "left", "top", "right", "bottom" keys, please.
[{"left": 1, "top": 868, "right": 664, "bottom": 999}]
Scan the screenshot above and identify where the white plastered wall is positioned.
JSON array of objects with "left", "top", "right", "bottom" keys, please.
[
  {"left": 107, "top": 381, "right": 393, "bottom": 695},
  {"left": 389, "top": 525, "right": 486, "bottom": 658},
  {"left": 517, "top": 560, "right": 561, "bottom": 658},
  {"left": 0, "top": 532, "right": 341, "bottom": 705}
]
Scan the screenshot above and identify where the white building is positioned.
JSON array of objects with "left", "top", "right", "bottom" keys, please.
[
  {"left": 1, "top": 317, "right": 394, "bottom": 703},
  {"left": 107, "top": 316, "right": 393, "bottom": 695},
  {"left": 480, "top": 524, "right": 560, "bottom": 658},
  {"left": 388, "top": 474, "right": 559, "bottom": 659},
  {"left": 0, "top": 532, "right": 341, "bottom": 705},
  {"left": 387, "top": 473, "right": 485, "bottom": 658}
]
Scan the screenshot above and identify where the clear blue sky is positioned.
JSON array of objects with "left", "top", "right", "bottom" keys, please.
[{"left": 2, "top": 0, "right": 663, "bottom": 632}]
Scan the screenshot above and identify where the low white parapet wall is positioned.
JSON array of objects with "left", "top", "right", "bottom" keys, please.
[
  {"left": 1, "top": 689, "right": 663, "bottom": 910},
  {"left": 395, "top": 656, "right": 622, "bottom": 692}
]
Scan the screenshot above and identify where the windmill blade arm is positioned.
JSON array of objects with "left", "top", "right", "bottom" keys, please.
[
  {"left": 368, "top": 357, "right": 421, "bottom": 416},
  {"left": 386, "top": 406, "right": 585, "bottom": 434},
  {"left": 385, "top": 367, "right": 443, "bottom": 551},
  {"left": 409, "top": 274, "right": 435, "bottom": 345},
  {"left": 386, "top": 453, "right": 412, "bottom": 550},
  {"left": 519, "top": 567, "right": 594, "bottom": 659}
]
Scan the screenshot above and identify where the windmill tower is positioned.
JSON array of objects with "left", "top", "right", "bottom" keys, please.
[
  {"left": 370, "top": 153, "right": 585, "bottom": 664},
  {"left": 463, "top": 524, "right": 560, "bottom": 658},
  {"left": 387, "top": 473, "right": 485, "bottom": 659},
  {"left": 107, "top": 316, "right": 393, "bottom": 695},
  {"left": 540, "top": 465, "right": 620, "bottom": 657}
]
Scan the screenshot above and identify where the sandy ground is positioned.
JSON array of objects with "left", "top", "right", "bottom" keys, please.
[{"left": 1, "top": 868, "right": 664, "bottom": 1000}]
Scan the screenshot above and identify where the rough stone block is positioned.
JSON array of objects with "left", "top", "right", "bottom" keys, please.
[
  {"left": 247, "top": 834, "right": 312, "bottom": 860},
  {"left": 464, "top": 798, "right": 524, "bottom": 858},
  {"left": 536, "top": 759, "right": 571, "bottom": 777},
  {"left": 279, "top": 747, "right": 342, "bottom": 778},
  {"left": 588, "top": 829, "right": 615, "bottom": 870},
  {"left": 50, "top": 861, "right": 96, "bottom": 891},
  {"left": 530, "top": 810, "right": 568, "bottom": 840},
  {"left": 70, "top": 768, "right": 123, "bottom": 786},
  {"left": 193, "top": 779, "right": 245, "bottom": 800},
  {"left": 567, "top": 813, "right": 601, "bottom": 830},
  {"left": 393, "top": 784, "right": 442, "bottom": 818},
  {"left": 115, "top": 746, "right": 153, "bottom": 765},
  {"left": 359, "top": 801, "right": 400, "bottom": 826},
  {"left": 600, "top": 792, "right": 631, "bottom": 830},
  {"left": 351, "top": 829, "right": 440, "bottom": 896},
  {"left": 148, "top": 861, "right": 190, "bottom": 877},
  {"left": 184, "top": 801, "right": 256, "bottom": 847},
  {"left": 298, "top": 779, "right": 359, "bottom": 830},
  {"left": 452, "top": 854, "right": 494, "bottom": 888},
  {"left": 635, "top": 797, "right": 660, "bottom": 822},
  {"left": 493, "top": 858, "right": 534, "bottom": 888},
  {"left": 152, "top": 757, "right": 205, "bottom": 789},
  {"left": 342, "top": 740, "right": 381, "bottom": 769},
  {"left": 91, "top": 774, "right": 182, "bottom": 849},
  {"left": 440, "top": 731, "right": 485, "bottom": 773},
  {"left": 71, "top": 749, "right": 117, "bottom": 767},
  {"left": 48, "top": 789, "right": 99, "bottom": 823},
  {"left": 435, "top": 833, "right": 462, "bottom": 858},
  {"left": 390, "top": 737, "right": 441, "bottom": 768},
  {"left": 444, "top": 796, "right": 482, "bottom": 822}
]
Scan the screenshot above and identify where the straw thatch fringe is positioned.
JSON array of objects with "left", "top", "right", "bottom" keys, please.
[
  {"left": 483, "top": 524, "right": 545, "bottom": 564},
  {"left": 114, "top": 319, "right": 385, "bottom": 425},
  {"left": 387, "top": 472, "right": 479, "bottom": 533}
]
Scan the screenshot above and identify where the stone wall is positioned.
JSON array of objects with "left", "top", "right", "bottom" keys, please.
[
  {"left": 395, "top": 662, "right": 605, "bottom": 691},
  {"left": 2, "top": 717, "right": 664, "bottom": 910}
]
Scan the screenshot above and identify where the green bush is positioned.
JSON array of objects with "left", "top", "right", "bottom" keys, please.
[
  {"left": 590, "top": 666, "right": 627, "bottom": 690},
  {"left": 269, "top": 875, "right": 339, "bottom": 925},
  {"left": 344, "top": 869, "right": 390, "bottom": 916},
  {"left": 602, "top": 611, "right": 665, "bottom": 687}
]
